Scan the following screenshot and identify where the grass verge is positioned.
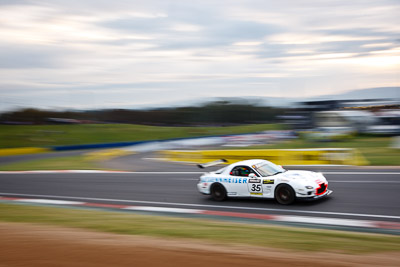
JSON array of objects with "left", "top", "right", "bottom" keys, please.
[
  {"left": 0, "top": 123, "right": 281, "bottom": 149},
  {"left": 0, "top": 155, "right": 105, "bottom": 171},
  {"left": 0, "top": 203, "right": 399, "bottom": 253}
]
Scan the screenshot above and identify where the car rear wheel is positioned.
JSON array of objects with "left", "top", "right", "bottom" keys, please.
[
  {"left": 210, "top": 183, "right": 227, "bottom": 201},
  {"left": 275, "top": 184, "right": 295, "bottom": 205}
]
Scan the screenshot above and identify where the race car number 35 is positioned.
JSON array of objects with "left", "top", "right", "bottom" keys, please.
[{"left": 250, "top": 184, "right": 262, "bottom": 192}]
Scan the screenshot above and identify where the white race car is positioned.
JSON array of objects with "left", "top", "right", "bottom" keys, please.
[{"left": 197, "top": 159, "right": 332, "bottom": 204}]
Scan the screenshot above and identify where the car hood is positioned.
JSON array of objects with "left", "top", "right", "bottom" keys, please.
[{"left": 275, "top": 170, "right": 327, "bottom": 185}]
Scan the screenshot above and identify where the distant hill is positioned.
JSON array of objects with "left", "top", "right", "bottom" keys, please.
[
  {"left": 217, "top": 87, "right": 400, "bottom": 107},
  {"left": 312, "top": 87, "right": 400, "bottom": 101},
  {"left": 155, "top": 87, "right": 400, "bottom": 108}
]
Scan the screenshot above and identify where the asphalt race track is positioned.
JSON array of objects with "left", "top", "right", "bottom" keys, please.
[{"left": 0, "top": 153, "right": 399, "bottom": 223}]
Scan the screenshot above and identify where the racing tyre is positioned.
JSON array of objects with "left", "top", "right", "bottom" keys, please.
[
  {"left": 275, "top": 184, "right": 295, "bottom": 205},
  {"left": 210, "top": 183, "right": 227, "bottom": 201}
]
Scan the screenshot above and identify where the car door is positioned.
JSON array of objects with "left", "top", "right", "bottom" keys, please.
[
  {"left": 227, "top": 165, "right": 251, "bottom": 196},
  {"left": 261, "top": 177, "right": 275, "bottom": 197},
  {"left": 247, "top": 174, "right": 263, "bottom": 196}
]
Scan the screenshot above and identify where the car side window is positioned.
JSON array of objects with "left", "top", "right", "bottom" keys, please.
[{"left": 230, "top": 166, "right": 258, "bottom": 177}]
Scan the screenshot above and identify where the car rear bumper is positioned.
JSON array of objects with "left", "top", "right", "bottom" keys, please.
[{"left": 197, "top": 183, "right": 210, "bottom": 195}]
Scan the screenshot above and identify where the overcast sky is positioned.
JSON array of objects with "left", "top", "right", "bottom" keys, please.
[{"left": 0, "top": 0, "right": 399, "bottom": 111}]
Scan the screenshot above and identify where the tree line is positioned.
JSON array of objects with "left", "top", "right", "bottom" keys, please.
[{"left": 0, "top": 101, "right": 285, "bottom": 126}]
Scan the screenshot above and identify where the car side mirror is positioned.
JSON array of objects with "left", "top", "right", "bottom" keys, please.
[{"left": 249, "top": 173, "right": 257, "bottom": 178}]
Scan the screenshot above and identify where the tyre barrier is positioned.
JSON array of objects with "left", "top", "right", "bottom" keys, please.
[{"left": 160, "top": 148, "right": 368, "bottom": 166}]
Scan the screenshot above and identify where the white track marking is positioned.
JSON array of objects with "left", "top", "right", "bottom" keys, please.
[
  {"left": 0, "top": 171, "right": 399, "bottom": 175},
  {"left": 173, "top": 179, "right": 400, "bottom": 183},
  {"left": 124, "top": 206, "right": 203, "bottom": 213},
  {"left": 15, "top": 199, "right": 84, "bottom": 205},
  {"left": 2, "top": 196, "right": 399, "bottom": 230},
  {"left": 276, "top": 215, "right": 374, "bottom": 228},
  {"left": 0, "top": 171, "right": 204, "bottom": 174},
  {"left": 1, "top": 192, "right": 399, "bottom": 220},
  {"left": 0, "top": 170, "right": 400, "bottom": 175}
]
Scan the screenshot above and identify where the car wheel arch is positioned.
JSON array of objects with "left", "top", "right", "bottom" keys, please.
[
  {"left": 210, "top": 182, "right": 228, "bottom": 201},
  {"left": 274, "top": 183, "right": 296, "bottom": 205}
]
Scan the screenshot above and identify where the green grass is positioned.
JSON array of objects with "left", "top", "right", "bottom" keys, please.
[
  {"left": 0, "top": 155, "right": 104, "bottom": 171},
  {"left": 247, "top": 136, "right": 400, "bottom": 166},
  {"left": 0, "top": 124, "right": 281, "bottom": 149},
  {"left": 0, "top": 203, "right": 399, "bottom": 253},
  {"left": 1, "top": 124, "right": 398, "bottom": 166}
]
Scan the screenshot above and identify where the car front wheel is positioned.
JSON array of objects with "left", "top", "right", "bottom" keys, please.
[{"left": 275, "top": 184, "right": 295, "bottom": 205}]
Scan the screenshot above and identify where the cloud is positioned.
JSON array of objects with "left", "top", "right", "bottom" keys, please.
[
  {"left": 0, "top": 0, "right": 398, "bottom": 112},
  {"left": 0, "top": 45, "right": 59, "bottom": 69}
]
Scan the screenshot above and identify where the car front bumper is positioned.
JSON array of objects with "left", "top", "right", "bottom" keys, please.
[{"left": 297, "top": 189, "right": 333, "bottom": 200}]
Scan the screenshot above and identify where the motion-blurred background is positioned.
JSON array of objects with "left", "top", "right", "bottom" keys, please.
[{"left": 0, "top": 0, "right": 399, "bottom": 166}]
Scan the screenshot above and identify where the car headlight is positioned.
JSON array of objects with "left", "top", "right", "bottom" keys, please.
[{"left": 305, "top": 186, "right": 314, "bottom": 189}]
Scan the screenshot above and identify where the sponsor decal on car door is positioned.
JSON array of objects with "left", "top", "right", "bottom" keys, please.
[{"left": 262, "top": 178, "right": 275, "bottom": 196}]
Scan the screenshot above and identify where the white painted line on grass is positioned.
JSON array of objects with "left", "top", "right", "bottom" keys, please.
[{"left": 1, "top": 192, "right": 399, "bottom": 220}]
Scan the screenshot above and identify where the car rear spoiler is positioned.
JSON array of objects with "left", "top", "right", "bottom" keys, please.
[{"left": 197, "top": 159, "right": 227, "bottom": 169}]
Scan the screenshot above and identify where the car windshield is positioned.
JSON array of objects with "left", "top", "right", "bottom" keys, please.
[{"left": 253, "top": 161, "right": 286, "bottom": 177}]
